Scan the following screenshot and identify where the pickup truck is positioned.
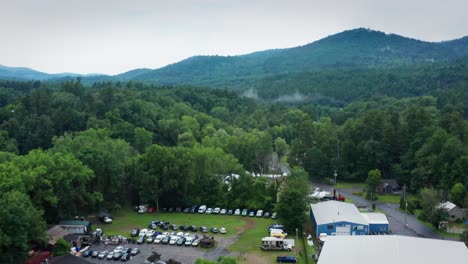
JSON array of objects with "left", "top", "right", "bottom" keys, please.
[{"left": 276, "top": 256, "right": 297, "bottom": 263}]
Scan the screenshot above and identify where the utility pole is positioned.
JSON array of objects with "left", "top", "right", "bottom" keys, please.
[
  {"left": 295, "top": 228, "right": 298, "bottom": 255},
  {"left": 403, "top": 184, "right": 407, "bottom": 228},
  {"left": 334, "top": 170, "right": 337, "bottom": 186}
]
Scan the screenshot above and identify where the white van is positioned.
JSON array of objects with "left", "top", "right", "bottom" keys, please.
[
  {"left": 198, "top": 205, "right": 207, "bottom": 213},
  {"left": 270, "top": 228, "right": 287, "bottom": 238},
  {"left": 256, "top": 210, "right": 263, "bottom": 217}
]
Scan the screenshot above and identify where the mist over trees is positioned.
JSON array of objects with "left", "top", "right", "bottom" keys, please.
[{"left": 0, "top": 71, "right": 467, "bottom": 261}]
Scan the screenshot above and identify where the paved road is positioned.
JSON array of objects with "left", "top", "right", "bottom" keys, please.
[{"left": 313, "top": 183, "right": 451, "bottom": 240}]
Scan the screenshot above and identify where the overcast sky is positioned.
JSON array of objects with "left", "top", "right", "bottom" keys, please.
[{"left": 1, "top": 0, "right": 467, "bottom": 75}]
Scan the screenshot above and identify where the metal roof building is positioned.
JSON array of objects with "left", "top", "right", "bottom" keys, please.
[
  {"left": 310, "top": 201, "right": 368, "bottom": 236},
  {"left": 318, "top": 235, "right": 468, "bottom": 264},
  {"left": 361, "top": 212, "right": 389, "bottom": 234}
]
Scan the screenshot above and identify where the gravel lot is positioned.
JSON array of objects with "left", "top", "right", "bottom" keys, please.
[{"left": 83, "top": 234, "right": 235, "bottom": 264}]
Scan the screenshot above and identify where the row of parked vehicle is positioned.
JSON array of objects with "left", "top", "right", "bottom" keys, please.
[
  {"left": 83, "top": 246, "right": 140, "bottom": 262},
  {"left": 131, "top": 228, "right": 216, "bottom": 247},
  {"left": 156, "top": 205, "right": 278, "bottom": 219}
]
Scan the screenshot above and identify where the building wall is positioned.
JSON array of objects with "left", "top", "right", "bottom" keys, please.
[
  {"left": 369, "top": 223, "right": 389, "bottom": 234},
  {"left": 448, "top": 207, "right": 465, "bottom": 220},
  {"left": 316, "top": 221, "right": 368, "bottom": 236}
]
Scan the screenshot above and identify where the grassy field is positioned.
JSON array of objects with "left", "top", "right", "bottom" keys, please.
[
  {"left": 95, "top": 209, "right": 246, "bottom": 236},
  {"left": 96, "top": 208, "right": 312, "bottom": 264},
  {"left": 335, "top": 182, "right": 366, "bottom": 189},
  {"left": 95, "top": 209, "right": 312, "bottom": 263}
]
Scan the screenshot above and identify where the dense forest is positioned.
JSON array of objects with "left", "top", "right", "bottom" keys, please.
[{"left": 1, "top": 58, "right": 468, "bottom": 261}]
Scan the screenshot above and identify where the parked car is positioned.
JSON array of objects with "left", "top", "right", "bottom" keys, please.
[
  {"left": 103, "top": 216, "right": 113, "bottom": 224},
  {"left": 220, "top": 208, "right": 227, "bottom": 215},
  {"left": 176, "top": 231, "right": 184, "bottom": 237},
  {"left": 269, "top": 224, "right": 285, "bottom": 231},
  {"left": 136, "top": 236, "right": 145, "bottom": 244},
  {"left": 241, "top": 209, "right": 248, "bottom": 216},
  {"left": 161, "top": 235, "right": 170, "bottom": 244},
  {"left": 146, "top": 236, "right": 155, "bottom": 243},
  {"left": 92, "top": 251, "right": 99, "bottom": 258},
  {"left": 185, "top": 236, "right": 194, "bottom": 246},
  {"left": 234, "top": 209, "right": 241, "bottom": 216},
  {"left": 146, "top": 230, "right": 156, "bottom": 237},
  {"left": 130, "top": 248, "right": 140, "bottom": 256},
  {"left": 276, "top": 256, "right": 297, "bottom": 263},
  {"left": 122, "top": 247, "right": 131, "bottom": 254},
  {"left": 256, "top": 210, "right": 264, "bottom": 217},
  {"left": 198, "top": 205, "right": 207, "bottom": 213},
  {"left": 180, "top": 225, "right": 188, "bottom": 231},
  {"left": 249, "top": 210, "right": 255, "bottom": 217},
  {"left": 264, "top": 212, "right": 270, "bottom": 218},
  {"left": 154, "top": 235, "right": 165, "bottom": 244},
  {"left": 169, "top": 236, "right": 179, "bottom": 245},
  {"left": 271, "top": 212, "right": 277, "bottom": 219},
  {"left": 114, "top": 246, "right": 124, "bottom": 253},
  {"left": 130, "top": 228, "right": 140, "bottom": 237},
  {"left": 168, "top": 207, "right": 174, "bottom": 213},
  {"left": 176, "top": 237, "right": 186, "bottom": 246},
  {"left": 170, "top": 224, "right": 178, "bottom": 230},
  {"left": 98, "top": 251, "right": 108, "bottom": 259},
  {"left": 213, "top": 207, "right": 221, "bottom": 214},
  {"left": 183, "top": 208, "right": 190, "bottom": 213},
  {"left": 106, "top": 252, "right": 114, "bottom": 260},
  {"left": 139, "top": 229, "right": 148, "bottom": 237},
  {"left": 82, "top": 250, "right": 93, "bottom": 257},
  {"left": 220, "top": 227, "right": 227, "bottom": 234},
  {"left": 160, "top": 223, "right": 169, "bottom": 230},
  {"left": 113, "top": 252, "right": 124, "bottom": 260},
  {"left": 227, "top": 209, "right": 233, "bottom": 215},
  {"left": 120, "top": 253, "right": 130, "bottom": 262},
  {"left": 205, "top": 208, "right": 213, "bottom": 214},
  {"left": 211, "top": 227, "right": 219, "bottom": 233},
  {"left": 138, "top": 205, "right": 148, "bottom": 214},
  {"left": 175, "top": 207, "right": 182, "bottom": 213},
  {"left": 190, "top": 205, "right": 199, "bottom": 213},
  {"left": 189, "top": 225, "right": 197, "bottom": 232},
  {"left": 191, "top": 238, "right": 200, "bottom": 247},
  {"left": 200, "top": 226, "right": 208, "bottom": 233}
]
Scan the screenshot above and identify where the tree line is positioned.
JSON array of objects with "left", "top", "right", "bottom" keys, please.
[{"left": 0, "top": 79, "right": 467, "bottom": 262}]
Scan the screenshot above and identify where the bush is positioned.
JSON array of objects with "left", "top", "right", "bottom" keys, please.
[{"left": 53, "top": 238, "right": 69, "bottom": 256}]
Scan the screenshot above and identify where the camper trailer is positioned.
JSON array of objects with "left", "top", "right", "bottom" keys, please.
[{"left": 260, "top": 237, "right": 293, "bottom": 251}]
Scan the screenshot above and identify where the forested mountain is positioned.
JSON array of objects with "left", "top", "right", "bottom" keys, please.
[
  {"left": 0, "top": 64, "right": 93, "bottom": 81},
  {"left": 131, "top": 28, "right": 468, "bottom": 86}
]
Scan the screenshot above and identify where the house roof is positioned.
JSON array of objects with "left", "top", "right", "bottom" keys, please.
[
  {"left": 49, "top": 254, "right": 93, "bottom": 264},
  {"left": 360, "top": 212, "right": 389, "bottom": 225},
  {"left": 59, "top": 220, "right": 90, "bottom": 226},
  {"left": 436, "top": 201, "right": 457, "bottom": 211},
  {"left": 381, "top": 179, "right": 399, "bottom": 188},
  {"left": 318, "top": 235, "right": 468, "bottom": 264},
  {"left": 310, "top": 201, "right": 367, "bottom": 226},
  {"left": 47, "top": 226, "right": 69, "bottom": 245}
]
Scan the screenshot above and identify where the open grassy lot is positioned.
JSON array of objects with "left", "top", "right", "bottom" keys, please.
[
  {"left": 95, "top": 209, "right": 309, "bottom": 263},
  {"left": 230, "top": 217, "right": 309, "bottom": 264},
  {"left": 95, "top": 209, "right": 247, "bottom": 236},
  {"left": 335, "top": 182, "right": 366, "bottom": 189}
]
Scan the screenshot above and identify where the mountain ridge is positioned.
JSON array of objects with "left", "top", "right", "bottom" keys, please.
[{"left": 1, "top": 28, "right": 467, "bottom": 83}]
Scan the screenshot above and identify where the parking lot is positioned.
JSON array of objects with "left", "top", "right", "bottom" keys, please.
[{"left": 84, "top": 233, "right": 236, "bottom": 264}]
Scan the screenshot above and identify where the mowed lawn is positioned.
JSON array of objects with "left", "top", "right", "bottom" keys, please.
[
  {"left": 94, "top": 209, "right": 311, "bottom": 263},
  {"left": 230, "top": 218, "right": 309, "bottom": 264},
  {"left": 95, "top": 209, "right": 246, "bottom": 236}
]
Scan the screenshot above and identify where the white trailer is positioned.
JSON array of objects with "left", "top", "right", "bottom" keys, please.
[{"left": 260, "top": 237, "right": 293, "bottom": 251}]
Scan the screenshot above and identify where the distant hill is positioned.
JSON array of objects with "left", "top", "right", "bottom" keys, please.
[
  {"left": 130, "top": 28, "right": 468, "bottom": 87},
  {"left": 0, "top": 64, "right": 90, "bottom": 81},
  {"left": 2, "top": 28, "right": 468, "bottom": 89}
]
